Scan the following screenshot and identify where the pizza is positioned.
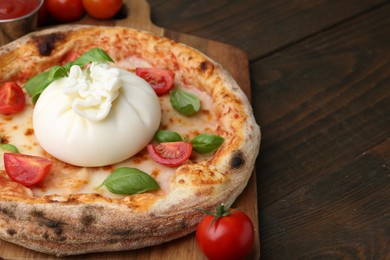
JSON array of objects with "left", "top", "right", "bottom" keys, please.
[{"left": 0, "top": 25, "right": 260, "bottom": 256}]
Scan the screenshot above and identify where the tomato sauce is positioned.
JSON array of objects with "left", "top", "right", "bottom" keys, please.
[{"left": 0, "top": 0, "right": 41, "bottom": 20}]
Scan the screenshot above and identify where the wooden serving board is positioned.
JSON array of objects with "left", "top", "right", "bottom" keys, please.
[{"left": 0, "top": 0, "right": 260, "bottom": 259}]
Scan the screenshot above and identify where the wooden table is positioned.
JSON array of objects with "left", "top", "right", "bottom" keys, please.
[
  {"left": 0, "top": 0, "right": 388, "bottom": 259},
  {"left": 146, "top": 0, "right": 390, "bottom": 259}
]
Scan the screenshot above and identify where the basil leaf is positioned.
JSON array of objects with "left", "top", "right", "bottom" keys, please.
[
  {"left": 49, "top": 65, "right": 68, "bottom": 79},
  {"left": 24, "top": 71, "right": 50, "bottom": 96},
  {"left": 155, "top": 130, "right": 182, "bottom": 143},
  {"left": 24, "top": 48, "right": 114, "bottom": 104},
  {"left": 191, "top": 134, "right": 224, "bottom": 154},
  {"left": 34, "top": 78, "right": 60, "bottom": 104},
  {"left": 24, "top": 71, "right": 60, "bottom": 104},
  {"left": 64, "top": 48, "right": 114, "bottom": 70},
  {"left": 170, "top": 88, "right": 200, "bottom": 116},
  {"left": 0, "top": 144, "right": 19, "bottom": 153},
  {"left": 97, "top": 167, "right": 160, "bottom": 195}
]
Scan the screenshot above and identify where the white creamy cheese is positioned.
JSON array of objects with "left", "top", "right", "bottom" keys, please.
[
  {"left": 63, "top": 63, "right": 121, "bottom": 121},
  {"left": 33, "top": 62, "right": 161, "bottom": 167}
]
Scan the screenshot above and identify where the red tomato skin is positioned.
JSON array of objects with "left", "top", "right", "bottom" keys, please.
[
  {"left": 4, "top": 153, "right": 52, "bottom": 186},
  {"left": 37, "top": 0, "right": 49, "bottom": 27},
  {"left": 135, "top": 68, "right": 175, "bottom": 96},
  {"left": 82, "top": 0, "right": 122, "bottom": 19},
  {"left": 147, "top": 141, "right": 192, "bottom": 167},
  {"left": 196, "top": 210, "right": 254, "bottom": 260},
  {"left": 60, "top": 51, "right": 80, "bottom": 65},
  {"left": 46, "top": 0, "right": 84, "bottom": 22},
  {"left": 0, "top": 82, "right": 26, "bottom": 114}
]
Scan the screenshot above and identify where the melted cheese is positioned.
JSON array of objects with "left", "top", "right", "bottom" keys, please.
[{"left": 0, "top": 57, "right": 219, "bottom": 199}]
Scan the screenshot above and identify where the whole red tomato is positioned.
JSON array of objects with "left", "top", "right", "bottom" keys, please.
[
  {"left": 82, "top": 0, "right": 123, "bottom": 19},
  {"left": 46, "top": 0, "right": 84, "bottom": 22},
  {"left": 37, "top": 0, "right": 49, "bottom": 27},
  {"left": 196, "top": 204, "right": 254, "bottom": 260}
]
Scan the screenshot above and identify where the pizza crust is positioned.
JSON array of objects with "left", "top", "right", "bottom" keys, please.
[{"left": 0, "top": 25, "right": 260, "bottom": 256}]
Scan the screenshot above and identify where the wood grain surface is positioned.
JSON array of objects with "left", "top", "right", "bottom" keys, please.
[
  {"left": 0, "top": 0, "right": 260, "bottom": 259},
  {"left": 1, "top": 0, "right": 389, "bottom": 259},
  {"left": 146, "top": 0, "right": 390, "bottom": 259}
]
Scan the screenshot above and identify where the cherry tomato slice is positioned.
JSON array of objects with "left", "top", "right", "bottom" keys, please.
[
  {"left": 147, "top": 141, "right": 192, "bottom": 167},
  {"left": 0, "top": 82, "right": 26, "bottom": 114},
  {"left": 196, "top": 208, "right": 254, "bottom": 260},
  {"left": 135, "top": 68, "right": 175, "bottom": 95},
  {"left": 82, "top": 0, "right": 123, "bottom": 20},
  {"left": 4, "top": 153, "right": 52, "bottom": 186}
]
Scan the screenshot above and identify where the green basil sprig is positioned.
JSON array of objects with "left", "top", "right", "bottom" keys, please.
[
  {"left": 97, "top": 167, "right": 160, "bottom": 195},
  {"left": 154, "top": 130, "right": 224, "bottom": 154},
  {"left": 48, "top": 65, "right": 69, "bottom": 79},
  {"left": 191, "top": 133, "right": 225, "bottom": 154},
  {"left": 170, "top": 88, "right": 200, "bottom": 116},
  {"left": 63, "top": 48, "right": 114, "bottom": 71},
  {"left": 24, "top": 48, "right": 114, "bottom": 104},
  {"left": 24, "top": 71, "right": 53, "bottom": 104},
  {"left": 155, "top": 130, "right": 183, "bottom": 143},
  {"left": 0, "top": 135, "right": 19, "bottom": 153}
]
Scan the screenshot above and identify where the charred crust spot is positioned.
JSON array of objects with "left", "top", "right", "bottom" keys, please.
[
  {"left": 80, "top": 206, "right": 97, "bottom": 226},
  {"left": 6, "top": 229, "right": 16, "bottom": 236},
  {"left": 200, "top": 61, "right": 208, "bottom": 71},
  {"left": 108, "top": 239, "right": 119, "bottom": 244},
  {"left": 81, "top": 214, "right": 95, "bottom": 227},
  {"left": 111, "top": 229, "right": 133, "bottom": 236},
  {"left": 43, "top": 220, "right": 64, "bottom": 236},
  {"left": 45, "top": 221, "right": 57, "bottom": 228},
  {"left": 43, "top": 232, "right": 49, "bottom": 240},
  {"left": 180, "top": 219, "right": 189, "bottom": 230},
  {"left": 31, "top": 210, "right": 65, "bottom": 236},
  {"left": 0, "top": 207, "right": 15, "bottom": 219},
  {"left": 199, "top": 60, "right": 214, "bottom": 73},
  {"left": 230, "top": 150, "right": 245, "bottom": 169},
  {"left": 54, "top": 227, "right": 63, "bottom": 236},
  {"left": 33, "top": 33, "right": 66, "bottom": 56},
  {"left": 44, "top": 219, "right": 62, "bottom": 228},
  {"left": 30, "top": 210, "right": 44, "bottom": 218}
]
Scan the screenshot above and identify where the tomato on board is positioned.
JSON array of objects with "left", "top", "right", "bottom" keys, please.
[
  {"left": 4, "top": 153, "right": 52, "bottom": 186},
  {"left": 82, "top": 0, "right": 123, "bottom": 19},
  {"left": 0, "top": 82, "right": 26, "bottom": 114},
  {"left": 37, "top": 0, "right": 49, "bottom": 27},
  {"left": 147, "top": 141, "right": 192, "bottom": 167},
  {"left": 46, "top": 0, "right": 84, "bottom": 22},
  {"left": 196, "top": 204, "right": 254, "bottom": 260},
  {"left": 136, "top": 68, "right": 175, "bottom": 96}
]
